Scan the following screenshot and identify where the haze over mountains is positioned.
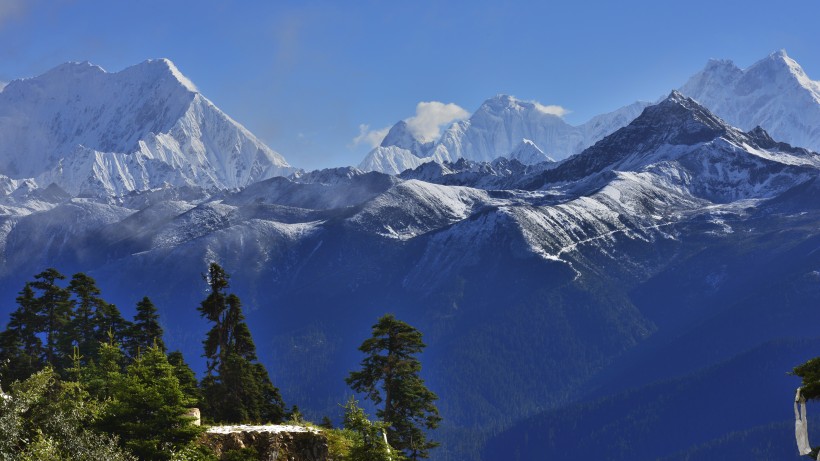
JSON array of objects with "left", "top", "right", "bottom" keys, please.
[{"left": 0, "top": 51, "right": 819, "bottom": 460}]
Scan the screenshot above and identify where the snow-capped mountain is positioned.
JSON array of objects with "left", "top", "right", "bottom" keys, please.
[
  {"left": 679, "top": 49, "right": 820, "bottom": 152},
  {"left": 357, "top": 121, "right": 433, "bottom": 174},
  {"left": 0, "top": 59, "right": 295, "bottom": 197},
  {"left": 3, "top": 53, "right": 820, "bottom": 461},
  {"left": 362, "top": 50, "right": 820, "bottom": 177},
  {"left": 357, "top": 145, "right": 429, "bottom": 176},
  {"left": 528, "top": 91, "right": 819, "bottom": 199},
  {"left": 359, "top": 95, "right": 649, "bottom": 174},
  {"left": 429, "top": 94, "right": 583, "bottom": 164},
  {"left": 507, "top": 138, "right": 553, "bottom": 164},
  {"left": 379, "top": 120, "right": 433, "bottom": 157}
]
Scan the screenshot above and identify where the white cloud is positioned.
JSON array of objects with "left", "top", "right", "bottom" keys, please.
[
  {"left": 352, "top": 123, "right": 391, "bottom": 148},
  {"left": 0, "top": 81, "right": 7, "bottom": 91},
  {"left": 533, "top": 102, "right": 569, "bottom": 117},
  {"left": 353, "top": 101, "right": 470, "bottom": 149},
  {"left": 404, "top": 101, "right": 469, "bottom": 142}
]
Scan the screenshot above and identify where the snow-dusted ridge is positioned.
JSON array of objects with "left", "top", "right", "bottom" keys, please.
[{"left": 0, "top": 59, "right": 295, "bottom": 197}]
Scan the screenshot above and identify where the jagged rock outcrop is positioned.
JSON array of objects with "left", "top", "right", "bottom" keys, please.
[{"left": 201, "top": 425, "right": 328, "bottom": 461}]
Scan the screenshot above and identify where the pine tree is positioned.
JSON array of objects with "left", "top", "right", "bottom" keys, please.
[
  {"left": 66, "top": 272, "right": 131, "bottom": 364},
  {"left": 167, "top": 350, "right": 201, "bottom": 405},
  {"left": 346, "top": 314, "right": 441, "bottom": 460},
  {"left": 126, "top": 296, "right": 165, "bottom": 358},
  {"left": 29, "top": 268, "right": 72, "bottom": 367},
  {"left": 0, "top": 284, "right": 44, "bottom": 385},
  {"left": 95, "top": 344, "right": 202, "bottom": 460},
  {"left": 342, "top": 396, "right": 394, "bottom": 461},
  {"left": 197, "top": 263, "right": 285, "bottom": 423},
  {"left": 198, "top": 263, "right": 231, "bottom": 374}
]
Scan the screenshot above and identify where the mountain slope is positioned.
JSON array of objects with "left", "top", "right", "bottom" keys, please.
[
  {"left": 0, "top": 59, "right": 295, "bottom": 196},
  {"left": 526, "top": 91, "right": 819, "bottom": 201}
]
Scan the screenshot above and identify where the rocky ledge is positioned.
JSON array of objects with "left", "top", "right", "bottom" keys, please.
[{"left": 201, "top": 425, "right": 328, "bottom": 461}]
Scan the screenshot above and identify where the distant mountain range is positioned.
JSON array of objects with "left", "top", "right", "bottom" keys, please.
[
  {"left": 362, "top": 50, "right": 820, "bottom": 175},
  {"left": 0, "top": 52, "right": 819, "bottom": 461}
]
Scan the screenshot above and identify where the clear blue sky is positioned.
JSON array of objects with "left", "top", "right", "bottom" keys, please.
[{"left": 0, "top": 0, "right": 818, "bottom": 170}]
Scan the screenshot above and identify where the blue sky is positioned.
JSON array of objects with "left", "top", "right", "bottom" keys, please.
[{"left": 0, "top": 0, "right": 818, "bottom": 170}]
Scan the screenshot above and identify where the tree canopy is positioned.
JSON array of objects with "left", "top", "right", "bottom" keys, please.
[
  {"left": 347, "top": 314, "right": 441, "bottom": 460},
  {"left": 197, "top": 263, "right": 285, "bottom": 424}
]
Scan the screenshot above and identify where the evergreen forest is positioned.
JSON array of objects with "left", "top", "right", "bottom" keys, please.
[{"left": 0, "top": 265, "right": 440, "bottom": 461}]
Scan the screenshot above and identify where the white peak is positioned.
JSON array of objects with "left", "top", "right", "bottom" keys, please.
[
  {"left": 480, "top": 94, "right": 522, "bottom": 112},
  {"left": 0, "top": 58, "right": 293, "bottom": 196},
  {"left": 508, "top": 138, "right": 552, "bottom": 165},
  {"left": 478, "top": 94, "right": 567, "bottom": 117},
  {"left": 748, "top": 49, "right": 803, "bottom": 75},
  {"left": 47, "top": 61, "right": 107, "bottom": 75},
  {"left": 382, "top": 120, "right": 417, "bottom": 146},
  {"left": 702, "top": 58, "right": 740, "bottom": 76},
  {"left": 772, "top": 48, "right": 790, "bottom": 59},
  {"left": 124, "top": 58, "right": 198, "bottom": 93},
  {"left": 679, "top": 50, "right": 820, "bottom": 153},
  {"left": 155, "top": 58, "right": 198, "bottom": 92}
]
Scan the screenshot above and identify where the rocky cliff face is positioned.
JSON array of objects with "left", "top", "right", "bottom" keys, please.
[{"left": 201, "top": 425, "right": 328, "bottom": 461}]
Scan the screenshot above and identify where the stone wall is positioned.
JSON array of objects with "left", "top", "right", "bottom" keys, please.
[{"left": 200, "top": 425, "right": 328, "bottom": 461}]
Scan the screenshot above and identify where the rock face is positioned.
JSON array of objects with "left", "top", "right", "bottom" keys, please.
[
  {"left": 184, "top": 408, "right": 201, "bottom": 426},
  {"left": 201, "top": 425, "right": 328, "bottom": 461}
]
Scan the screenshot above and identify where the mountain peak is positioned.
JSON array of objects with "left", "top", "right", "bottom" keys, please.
[
  {"left": 771, "top": 48, "right": 789, "bottom": 59},
  {"left": 643, "top": 91, "right": 728, "bottom": 139},
  {"left": 380, "top": 120, "right": 431, "bottom": 157},
  {"left": 480, "top": 94, "right": 522, "bottom": 112},
  {"left": 381, "top": 120, "right": 413, "bottom": 147},
  {"left": 532, "top": 93, "right": 736, "bottom": 185},
  {"left": 40, "top": 61, "right": 106, "bottom": 80},
  {"left": 748, "top": 49, "right": 804, "bottom": 76},
  {"left": 664, "top": 90, "right": 688, "bottom": 104},
  {"left": 0, "top": 58, "right": 291, "bottom": 195},
  {"left": 507, "top": 139, "right": 553, "bottom": 165},
  {"left": 129, "top": 58, "right": 198, "bottom": 93}
]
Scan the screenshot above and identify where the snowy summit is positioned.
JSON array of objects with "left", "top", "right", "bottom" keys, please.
[{"left": 0, "top": 59, "right": 295, "bottom": 197}]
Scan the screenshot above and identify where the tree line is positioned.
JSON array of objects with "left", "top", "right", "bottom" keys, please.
[{"left": 0, "top": 264, "right": 440, "bottom": 460}]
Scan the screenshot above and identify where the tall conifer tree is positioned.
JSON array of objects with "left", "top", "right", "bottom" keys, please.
[
  {"left": 126, "top": 296, "right": 165, "bottom": 358},
  {"left": 63, "top": 272, "right": 131, "bottom": 367},
  {"left": 197, "top": 263, "right": 285, "bottom": 423},
  {"left": 347, "top": 314, "right": 441, "bottom": 460},
  {"left": 29, "top": 268, "right": 72, "bottom": 367},
  {"left": 0, "top": 283, "right": 43, "bottom": 384}
]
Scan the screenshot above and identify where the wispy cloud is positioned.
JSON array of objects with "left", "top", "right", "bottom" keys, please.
[
  {"left": 352, "top": 124, "right": 391, "bottom": 148},
  {"left": 533, "top": 102, "right": 569, "bottom": 117},
  {"left": 352, "top": 101, "right": 470, "bottom": 149},
  {"left": 0, "top": 0, "right": 26, "bottom": 29}
]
